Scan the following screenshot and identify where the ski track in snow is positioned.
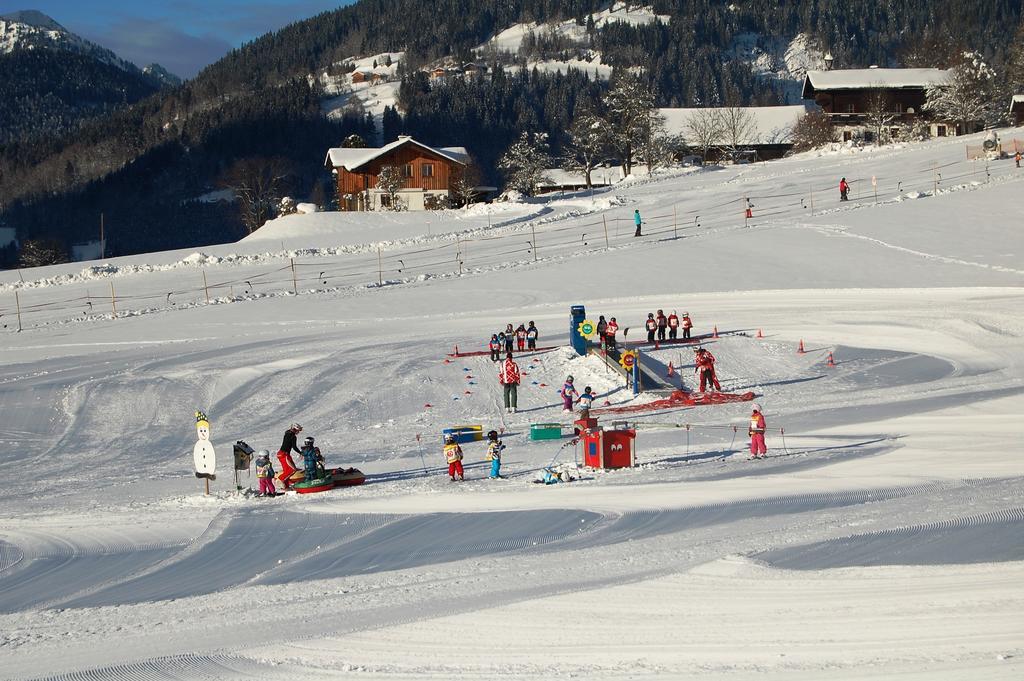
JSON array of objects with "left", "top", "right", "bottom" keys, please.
[{"left": 3, "top": 129, "right": 1024, "bottom": 680}]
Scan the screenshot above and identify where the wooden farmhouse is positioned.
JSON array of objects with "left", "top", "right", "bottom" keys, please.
[
  {"left": 1011, "top": 95, "right": 1024, "bottom": 126},
  {"left": 801, "top": 67, "right": 959, "bottom": 140},
  {"left": 659, "top": 104, "right": 818, "bottom": 161},
  {"left": 325, "top": 136, "right": 469, "bottom": 211}
]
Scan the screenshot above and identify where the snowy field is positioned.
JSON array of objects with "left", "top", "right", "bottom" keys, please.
[{"left": 1, "top": 129, "right": 1023, "bottom": 679}]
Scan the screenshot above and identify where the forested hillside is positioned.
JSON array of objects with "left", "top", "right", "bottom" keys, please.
[{"left": 2, "top": 0, "right": 1022, "bottom": 263}]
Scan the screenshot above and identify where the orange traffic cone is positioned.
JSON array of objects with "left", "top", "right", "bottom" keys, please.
[
  {"left": 713, "top": 325, "right": 719, "bottom": 338},
  {"left": 667, "top": 361, "right": 675, "bottom": 377},
  {"left": 756, "top": 329, "right": 763, "bottom": 338},
  {"left": 797, "top": 339, "right": 805, "bottom": 354},
  {"left": 827, "top": 352, "right": 835, "bottom": 367}
]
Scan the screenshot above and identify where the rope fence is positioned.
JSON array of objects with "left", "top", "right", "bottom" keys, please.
[{"left": 3, "top": 152, "right": 1022, "bottom": 332}]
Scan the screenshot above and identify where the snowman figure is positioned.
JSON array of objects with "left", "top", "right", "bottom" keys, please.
[{"left": 193, "top": 410, "right": 217, "bottom": 480}]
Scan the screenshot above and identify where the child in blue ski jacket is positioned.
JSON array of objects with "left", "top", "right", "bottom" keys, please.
[
  {"left": 486, "top": 430, "right": 505, "bottom": 479},
  {"left": 301, "top": 436, "right": 322, "bottom": 481},
  {"left": 577, "top": 387, "right": 595, "bottom": 419}
]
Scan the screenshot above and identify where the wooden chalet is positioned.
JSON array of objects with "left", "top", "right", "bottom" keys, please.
[
  {"left": 325, "top": 136, "right": 469, "bottom": 211},
  {"left": 1011, "top": 95, "right": 1024, "bottom": 126},
  {"left": 802, "top": 67, "right": 958, "bottom": 140}
]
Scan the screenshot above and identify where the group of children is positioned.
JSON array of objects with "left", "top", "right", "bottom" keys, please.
[
  {"left": 251, "top": 423, "right": 329, "bottom": 496},
  {"left": 559, "top": 376, "right": 595, "bottom": 418},
  {"left": 643, "top": 310, "right": 693, "bottom": 343},
  {"left": 444, "top": 429, "right": 506, "bottom": 481},
  {"left": 489, "top": 322, "right": 539, "bottom": 361}
]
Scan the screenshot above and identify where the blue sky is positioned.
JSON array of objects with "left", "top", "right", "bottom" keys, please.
[{"left": 12, "top": 1, "right": 354, "bottom": 78}]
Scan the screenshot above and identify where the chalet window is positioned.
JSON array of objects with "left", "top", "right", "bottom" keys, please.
[
  {"left": 422, "top": 163, "right": 434, "bottom": 178},
  {"left": 936, "top": 125, "right": 947, "bottom": 137},
  {"left": 846, "top": 103, "right": 856, "bottom": 113},
  {"left": 380, "top": 194, "right": 391, "bottom": 207},
  {"left": 402, "top": 164, "right": 414, "bottom": 177}
]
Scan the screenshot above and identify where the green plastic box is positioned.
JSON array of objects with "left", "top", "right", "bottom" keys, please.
[{"left": 530, "top": 423, "right": 563, "bottom": 441}]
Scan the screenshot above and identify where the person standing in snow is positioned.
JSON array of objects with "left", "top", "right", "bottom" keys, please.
[
  {"left": 656, "top": 309, "right": 668, "bottom": 342},
  {"left": 486, "top": 430, "right": 505, "bottom": 479},
  {"left": 488, "top": 334, "right": 502, "bottom": 362},
  {"left": 667, "top": 311, "right": 679, "bottom": 340},
  {"left": 749, "top": 404, "right": 767, "bottom": 459},
  {"left": 694, "top": 347, "right": 721, "bottom": 392},
  {"left": 560, "top": 375, "right": 579, "bottom": 412},
  {"left": 255, "top": 450, "right": 276, "bottom": 497},
  {"left": 645, "top": 313, "right": 657, "bottom": 343},
  {"left": 633, "top": 209, "right": 643, "bottom": 237},
  {"left": 1016, "top": 151, "right": 1021, "bottom": 168},
  {"left": 276, "top": 423, "right": 302, "bottom": 489},
  {"left": 839, "top": 177, "right": 850, "bottom": 201},
  {"left": 504, "top": 323, "right": 515, "bottom": 355},
  {"left": 681, "top": 312, "right": 693, "bottom": 340},
  {"left": 499, "top": 352, "right": 521, "bottom": 413},
  {"left": 526, "top": 321, "right": 539, "bottom": 350},
  {"left": 577, "top": 386, "right": 595, "bottom": 420},
  {"left": 300, "top": 435, "right": 322, "bottom": 481},
  {"left": 515, "top": 323, "right": 528, "bottom": 352},
  {"left": 444, "top": 433, "right": 465, "bottom": 481},
  {"left": 605, "top": 317, "right": 619, "bottom": 351},
  {"left": 596, "top": 315, "right": 608, "bottom": 349}
]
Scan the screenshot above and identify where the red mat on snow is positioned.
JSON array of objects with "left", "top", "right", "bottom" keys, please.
[
  {"left": 447, "top": 345, "right": 560, "bottom": 358},
  {"left": 592, "top": 389, "right": 754, "bottom": 415}
]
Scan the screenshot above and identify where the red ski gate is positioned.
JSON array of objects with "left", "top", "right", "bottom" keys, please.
[{"left": 581, "top": 427, "right": 636, "bottom": 469}]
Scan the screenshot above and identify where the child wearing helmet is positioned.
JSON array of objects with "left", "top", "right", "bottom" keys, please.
[
  {"left": 255, "top": 450, "right": 276, "bottom": 497},
  {"left": 486, "top": 430, "right": 505, "bottom": 479},
  {"left": 645, "top": 312, "right": 657, "bottom": 343},
  {"left": 488, "top": 334, "right": 501, "bottom": 362},
  {"left": 444, "top": 434, "right": 465, "bottom": 481},
  {"left": 526, "top": 321, "right": 539, "bottom": 350},
  {"left": 577, "top": 387, "right": 595, "bottom": 419},
  {"left": 560, "top": 375, "right": 578, "bottom": 412},
  {"left": 749, "top": 404, "right": 767, "bottom": 459},
  {"left": 301, "top": 435, "right": 323, "bottom": 481}
]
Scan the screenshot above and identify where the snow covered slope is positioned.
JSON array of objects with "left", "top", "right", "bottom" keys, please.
[{"left": 1, "top": 130, "right": 1023, "bottom": 679}]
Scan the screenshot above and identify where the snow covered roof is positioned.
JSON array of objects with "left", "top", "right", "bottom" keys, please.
[
  {"left": 659, "top": 104, "right": 818, "bottom": 146},
  {"left": 803, "top": 68, "right": 951, "bottom": 96},
  {"left": 1010, "top": 94, "right": 1024, "bottom": 113},
  {"left": 325, "top": 137, "right": 469, "bottom": 171}
]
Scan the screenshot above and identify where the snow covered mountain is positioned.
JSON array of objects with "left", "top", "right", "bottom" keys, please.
[{"left": 1, "top": 10, "right": 136, "bottom": 72}]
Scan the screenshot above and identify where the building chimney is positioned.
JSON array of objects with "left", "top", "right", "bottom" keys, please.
[{"left": 823, "top": 52, "right": 834, "bottom": 71}]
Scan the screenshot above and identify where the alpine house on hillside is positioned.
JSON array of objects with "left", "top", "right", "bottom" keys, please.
[
  {"left": 801, "top": 67, "right": 956, "bottom": 140},
  {"left": 325, "top": 136, "right": 469, "bottom": 211}
]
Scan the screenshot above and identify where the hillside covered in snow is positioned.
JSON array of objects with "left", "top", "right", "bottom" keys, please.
[{"left": 1, "top": 129, "right": 1023, "bottom": 679}]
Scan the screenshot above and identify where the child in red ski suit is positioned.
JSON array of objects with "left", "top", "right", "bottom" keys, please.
[
  {"left": 515, "top": 324, "right": 528, "bottom": 352},
  {"left": 444, "top": 435, "right": 464, "bottom": 480},
  {"left": 695, "top": 348, "right": 721, "bottom": 392},
  {"left": 749, "top": 405, "right": 767, "bottom": 458}
]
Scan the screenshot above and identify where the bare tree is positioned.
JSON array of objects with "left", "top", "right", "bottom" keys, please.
[
  {"left": 602, "top": 73, "right": 657, "bottom": 176},
  {"left": 924, "top": 52, "right": 1003, "bottom": 133},
  {"left": 864, "top": 86, "right": 896, "bottom": 145},
  {"left": 565, "top": 109, "right": 609, "bottom": 188},
  {"left": 716, "top": 106, "right": 757, "bottom": 155},
  {"left": 637, "top": 113, "right": 684, "bottom": 173},
  {"left": 376, "top": 165, "right": 404, "bottom": 210},
  {"left": 221, "top": 157, "right": 293, "bottom": 233},
  {"left": 686, "top": 109, "right": 723, "bottom": 163},
  {"left": 449, "top": 162, "right": 482, "bottom": 207},
  {"left": 790, "top": 110, "right": 835, "bottom": 151}
]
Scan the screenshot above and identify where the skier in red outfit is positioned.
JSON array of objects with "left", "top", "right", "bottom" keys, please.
[
  {"left": 694, "top": 348, "right": 721, "bottom": 392},
  {"left": 515, "top": 323, "right": 527, "bottom": 352},
  {"left": 656, "top": 309, "right": 667, "bottom": 342},
  {"left": 681, "top": 312, "right": 693, "bottom": 340},
  {"left": 276, "top": 423, "right": 302, "bottom": 488},
  {"left": 667, "top": 311, "right": 679, "bottom": 340},
  {"left": 839, "top": 177, "right": 850, "bottom": 201},
  {"left": 749, "top": 404, "right": 767, "bottom": 458}
]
